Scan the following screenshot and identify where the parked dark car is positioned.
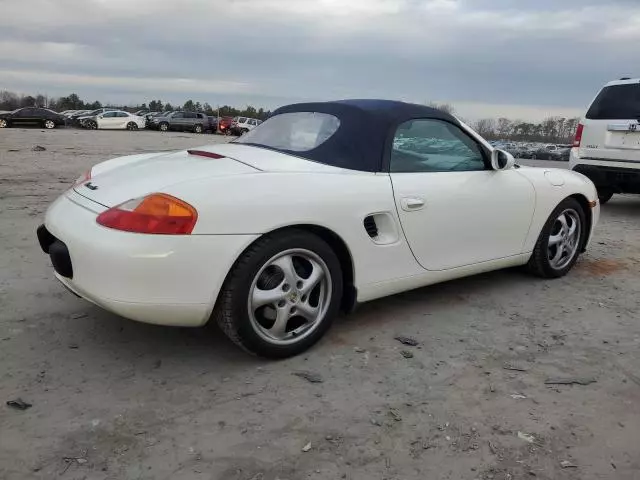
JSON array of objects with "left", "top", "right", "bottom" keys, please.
[
  {"left": 0, "top": 107, "right": 66, "bottom": 129},
  {"left": 147, "top": 111, "right": 211, "bottom": 133}
]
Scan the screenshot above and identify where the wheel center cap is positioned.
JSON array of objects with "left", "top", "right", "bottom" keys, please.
[{"left": 287, "top": 291, "right": 299, "bottom": 303}]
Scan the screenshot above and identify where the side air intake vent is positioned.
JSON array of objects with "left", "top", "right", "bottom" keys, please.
[{"left": 363, "top": 215, "right": 378, "bottom": 238}]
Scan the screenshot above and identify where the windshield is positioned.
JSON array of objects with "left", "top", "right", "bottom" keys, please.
[
  {"left": 235, "top": 112, "right": 340, "bottom": 152},
  {"left": 586, "top": 83, "right": 640, "bottom": 120}
]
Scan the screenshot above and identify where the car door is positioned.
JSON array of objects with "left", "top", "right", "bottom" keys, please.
[
  {"left": 171, "top": 112, "right": 185, "bottom": 129},
  {"left": 115, "top": 112, "right": 129, "bottom": 128},
  {"left": 12, "top": 108, "right": 35, "bottom": 126},
  {"left": 97, "top": 111, "right": 118, "bottom": 129},
  {"left": 389, "top": 118, "right": 535, "bottom": 271}
]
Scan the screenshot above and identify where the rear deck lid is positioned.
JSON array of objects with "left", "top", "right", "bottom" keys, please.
[{"left": 74, "top": 149, "right": 259, "bottom": 207}]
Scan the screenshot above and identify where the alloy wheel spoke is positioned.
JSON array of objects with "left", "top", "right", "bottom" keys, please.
[
  {"left": 272, "top": 254, "right": 300, "bottom": 286},
  {"left": 300, "top": 259, "right": 324, "bottom": 294},
  {"left": 548, "top": 232, "right": 563, "bottom": 246},
  {"left": 268, "top": 305, "right": 291, "bottom": 338},
  {"left": 297, "top": 301, "right": 319, "bottom": 321},
  {"left": 252, "top": 287, "right": 286, "bottom": 309}
]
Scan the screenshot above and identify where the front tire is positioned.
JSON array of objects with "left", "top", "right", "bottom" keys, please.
[
  {"left": 215, "top": 230, "right": 343, "bottom": 358},
  {"left": 0, "top": 119, "right": 8, "bottom": 128},
  {"left": 43, "top": 120, "right": 56, "bottom": 129},
  {"left": 527, "top": 197, "right": 586, "bottom": 278},
  {"left": 159, "top": 122, "right": 169, "bottom": 132},
  {"left": 87, "top": 121, "right": 98, "bottom": 130},
  {"left": 193, "top": 124, "right": 203, "bottom": 133}
]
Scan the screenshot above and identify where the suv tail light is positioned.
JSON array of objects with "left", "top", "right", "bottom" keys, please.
[
  {"left": 97, "top": 193, "right": 197, "bottom": 234},
  {"left": 573, "top": 123, "right": 584, "bottom": 147}
]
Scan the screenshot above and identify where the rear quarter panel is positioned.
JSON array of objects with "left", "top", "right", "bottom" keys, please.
[{"left": 163, "top": 172, "right": 426, "bottom": 289}]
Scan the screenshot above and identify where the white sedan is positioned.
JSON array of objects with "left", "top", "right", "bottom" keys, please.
[
  {"left": 84, "top": 110, "right": 145, "bottom": 130},
  {"left": 38, "top": 100, "right": 599, "bottom": 358}
]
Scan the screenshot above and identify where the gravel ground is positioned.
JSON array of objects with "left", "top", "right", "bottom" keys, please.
[{"left": 1, "top": 128, "right": 639, "bottom": 480}]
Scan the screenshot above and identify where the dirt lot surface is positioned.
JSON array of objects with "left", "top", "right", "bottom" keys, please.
[{"left": 1, "top": 128, "right": 639, "bottom": 480}]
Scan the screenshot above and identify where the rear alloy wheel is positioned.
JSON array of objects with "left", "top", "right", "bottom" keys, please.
[
  {"left": 527, "top": 197, "right": 585, "bottom": 278},
  {"left": 126, "top": 122, "right": 138, "bottom": 131},
  {"left": 193, "top": 124, "right": 203, "bottom": 134},
  {"left": 0, "top": 119, "right": 7, "bottom": 128},
  {"left": 159, "top": 122, "right": 169, "bottom": 132},
  {"left": 216, "top": 230, "right": 343, "bottom": 358},
  {"left": 43, "top": 120, "right": 56, "bottom": 129},
  {"left": 597, "top": 188, "right": 614, "bottom": 205}
]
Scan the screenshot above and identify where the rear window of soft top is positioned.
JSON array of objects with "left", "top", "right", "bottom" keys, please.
[{"left": 586, "top": 83, "right": 640, "bottom": 120}]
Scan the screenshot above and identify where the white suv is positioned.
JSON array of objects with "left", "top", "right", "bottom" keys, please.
[
  {"left": 231, "top": 116, "right": 262, "bottom": 135},
  {"left": 569, "top": 78, "right": 640, "bottom": 204}
]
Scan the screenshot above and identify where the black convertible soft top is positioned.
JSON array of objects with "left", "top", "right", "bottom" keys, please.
[{"left": 268, "top": 99, "right": 462, "bottom": 172}]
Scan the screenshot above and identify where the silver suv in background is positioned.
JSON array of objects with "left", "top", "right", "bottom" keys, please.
[{"left": 570, "top": 78, "right": 640, "bottom": 204}]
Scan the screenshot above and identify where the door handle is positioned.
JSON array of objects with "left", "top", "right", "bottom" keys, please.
[{"left": 400, "top": 196, "right": 425, "bottom": 211}]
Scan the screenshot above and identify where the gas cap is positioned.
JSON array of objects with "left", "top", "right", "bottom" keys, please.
[{"left": 544, "top": 170, "right": 565, "bottom": 186}]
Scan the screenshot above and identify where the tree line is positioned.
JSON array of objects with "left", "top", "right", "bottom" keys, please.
[
  {"left": 1, "top": 91, "right": 579, "bottom": 143},
  {"left": 0, "top": 91, "right": 272, "bottom": 121},
  {"left": 430, "top": 103, "right": 579, "bottom": 144}
]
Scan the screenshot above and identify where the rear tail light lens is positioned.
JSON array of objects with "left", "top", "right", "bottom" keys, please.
[
  {"left": 573, "top": 123, "right": 584, "bottom": 147},
  {"left": 97, "top": 193, "right": 198, "bottom": 234}
]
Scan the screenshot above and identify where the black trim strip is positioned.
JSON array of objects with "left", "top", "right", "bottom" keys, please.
[{"left": 581, "top": 157, "right": 640, "bottom": 164}]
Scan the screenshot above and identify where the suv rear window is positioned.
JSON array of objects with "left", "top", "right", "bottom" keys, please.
[
  {"left": 586, "top": 83, "right": 640, "bottom": 120},
  {"left": 235, "top": 112, "right": 340, "bottom": 152}
]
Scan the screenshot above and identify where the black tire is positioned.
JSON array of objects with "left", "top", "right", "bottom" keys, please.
[
  {"left": 215, "top": 230, "right": 343, "bottom": 358},
  {"left": 87, "top": 121, "right": 97, "bottom": 130},
  {"left": 527, "top": 197, "right": 586, "bottom": 278},
  {"left": 597, "top": 189, "right": 614, "bottom": 205},
  {"left": 159, "top": 122, "right": 169, "bottom": 132},
  {"left": 43, "top": 119, "right": 56, "bottom": 129},
  {"left": 193, "top": 124, "right": 203, "bottom": 133},
  {"left": 0, "top": 119, "right": 9, "bottom": 128},
  {"left": 126, "top": 122, "right": 138, "bottom": 131}
]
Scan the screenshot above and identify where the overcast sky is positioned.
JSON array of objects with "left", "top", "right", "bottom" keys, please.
[{"left": 1, "top": 0, "right": 638, "bottom": 120}]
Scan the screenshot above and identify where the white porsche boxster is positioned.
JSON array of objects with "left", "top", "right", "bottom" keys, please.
[{"left": 38, "top": 100, "right": 599, "bottom": 357}]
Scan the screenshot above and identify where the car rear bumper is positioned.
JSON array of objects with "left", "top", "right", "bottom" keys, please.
[
  {"left": 570, "top": 153, "right": 640, "bottom": 193},
  {"left": 40, "top": 192, "right": 258, "bottom": 326}
]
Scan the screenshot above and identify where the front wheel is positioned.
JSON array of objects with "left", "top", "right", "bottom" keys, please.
[
  {"left": 86, "top": 121, "right": 98, "bottom": 130},
  {"left": 0, "top": 119, "right": 8, "bottom": 128},
  {"left": 43, "top": 120, "right": 56, "bottom": 129},
  {"left": 597, "top": 189, "right": 614, "bottom": 205},
  {"left": 527, "top": 197, "right": 586, "bottom": 278},
  {"left": 215, "top": 230, "right": 343, "bottom": 358},
  {"left": 159, "top": 122, "right": 169, "bottom": 132},
  {"left": 126, "top": 122, "right": 138, "bottom": 131},
  {"left": 193, "top": 124, "right": 203, "bottom": 133}
]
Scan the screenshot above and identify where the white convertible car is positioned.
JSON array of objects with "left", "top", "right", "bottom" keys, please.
[{"left": 38, "top": 100, "right": 599, "bottom": 357}]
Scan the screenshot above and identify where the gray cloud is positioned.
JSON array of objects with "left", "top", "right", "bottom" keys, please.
[{"left": 1, "top": 0, "right": 638, "bottom": 119}]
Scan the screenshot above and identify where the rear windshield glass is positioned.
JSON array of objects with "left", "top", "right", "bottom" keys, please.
[
  {"left": 586, "top": 83, "right": 640, "bottom": 120},
  {"left": 234, "top": 112, "right": 340, "bottom": 152}
]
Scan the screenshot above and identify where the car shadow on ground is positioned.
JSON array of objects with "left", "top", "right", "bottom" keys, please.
[
  {"left": 603, "top": 195, "right": 640, "bottom": 215},
  {"left": 65, "top": 266, "right": 534, "bottom": 370}
]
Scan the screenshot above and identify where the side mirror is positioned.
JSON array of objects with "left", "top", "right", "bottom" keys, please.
[{"left": 491, "top": 149, "right": 515, "bottom": 170}]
